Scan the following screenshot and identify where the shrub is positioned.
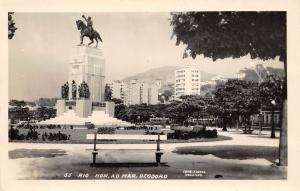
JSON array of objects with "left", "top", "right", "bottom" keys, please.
[
  {"left": 25, "top": 129, "right": 39, "bottom": 140},
  {"left": 97, "top": 127, "right": 115, "bottom": 134},
  {"left": 167, "top": 128, "right": 218, "bottom": 140},
  {"left": 43, "top": 131, "right": 70, "bottom": 141},
  {"left": 8, "top": 127, "right": 25, "bottom": 140}
]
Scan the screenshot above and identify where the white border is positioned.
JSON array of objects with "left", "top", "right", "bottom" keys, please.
[{"left": 1, "top": 0, "right": 300, "bottom": 191}]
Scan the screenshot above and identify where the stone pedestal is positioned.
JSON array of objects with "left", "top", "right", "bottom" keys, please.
[
  {"left": 69, "top": 46, "right": 105, "bottom": 102},
  {"left": 105, "top": 101, "right": 115, "bottom": 117},
  {"left": 56, "top": 99, "right": 66, "bottom": 116},
  {"left": 76, "top": 99, "right": 92, "bottom": 117}
]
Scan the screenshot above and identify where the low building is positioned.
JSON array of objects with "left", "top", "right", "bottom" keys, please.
[{"left": 251, "top": 110, "right": 281, "bottom": 127}]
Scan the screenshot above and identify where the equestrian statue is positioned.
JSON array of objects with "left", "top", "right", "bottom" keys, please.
[{"left": 76, "top": 15, "right": 103, "bottom": 48}]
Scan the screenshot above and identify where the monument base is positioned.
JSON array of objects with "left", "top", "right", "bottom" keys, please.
[
  {"left": 56, "top": 99, "right": 114, "bottom": 118},
  {"left": 56, "top": 99, "right": 66, "bottom": 116},
  {"left": 105, "top": 101, "right": 115, "bottom": 117},
  {"left": 76, "top": 99, "right": 92, "bottom": 117}
]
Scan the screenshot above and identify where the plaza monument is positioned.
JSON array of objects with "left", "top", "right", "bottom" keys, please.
[
  {"left": 56, "top": 45, "right": 115, "bottom": 118},
  {"left": 39, "top": 15, "right": 131, "bottom": 127}
]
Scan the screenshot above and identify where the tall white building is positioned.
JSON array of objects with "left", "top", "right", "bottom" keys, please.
[
  {"left": 125, "top": 80, "right": 141, "bottom": 106},
  {"left": 109, "top": 81, "right": 126, "bottom": 101},
  {"left": 148, "top": 83, "right": 159, "bottom": 105},
  {"left": 174, "top": 66, "right": 201, "bottom": 100},
  {"left": 140, "top": 82, "right": 149, "bottom": 104}
]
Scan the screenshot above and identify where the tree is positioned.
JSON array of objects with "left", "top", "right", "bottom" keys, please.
[
  {"left": 8, "top": 106, "right": 30, "bottom": 122},
  {"left": 164, "top": 100, "right": 183, "bottom": 124},
  {"left": 162, "top": 90, "right": 173, "bottom": 101},
  {"left": 9, "top": 99, "right": 26, "bottom": 107},
  {"left": 170, "top": 11, "right": 287, "bottom": 166},
  {"left": 214, "top": 79, "right": 260, "bottom": 131},
  {"left": 8, "top": 12, "right": 17, "bottom": 39},
  {"left": 111, "top": 98, "right": 123, "bottom": 105},
  {"left": 36, "top": 106, "right": 56, "bottom": 120},
  {"left": 259, "top": 74, "right": 284, "bottom": 138},
  {"left": 115, "top": 104, "right": 127, "bottom": 121}
]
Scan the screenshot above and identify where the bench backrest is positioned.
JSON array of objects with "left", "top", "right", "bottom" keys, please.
[{"left": 86, "top": 134, "right": 167, "bottom": 141}]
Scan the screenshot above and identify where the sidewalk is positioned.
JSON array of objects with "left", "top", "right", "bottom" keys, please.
[{"left": 6, "top": 129, "right": 284, "bottom": 180}]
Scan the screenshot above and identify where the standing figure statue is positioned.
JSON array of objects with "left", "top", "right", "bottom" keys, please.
[
  {"left": 65, "top": 82, "right": 69, "bottom": 100},
  {"left": 61, "top": 85, "right": 65, "bottom": 99},
  {"left": 71, "top": 80, "right": 77, "bottom": 99},
  {"left": 61, "top": 82, "right": 69, "bottom": 100},
  {"left": 82, "top": 81, "right": 87, "bottom": 98},
  {"left": 76, "top": 15, "right": 103, "bottom": 47},
  {"left": 82, "top": 81, "right": 86, "bottom": 98},
  {"left": 78, "top": 81, "right": 90, "bottom": 99},
  {"left": 86, "top": 85, "right": 90, "bottom": 99},
  {"left": 78, "top": 84, "right": 83, "bottom": 98}
]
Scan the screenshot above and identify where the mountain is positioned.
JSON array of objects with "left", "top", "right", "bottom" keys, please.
[
  {"left": 121, "top": 66, "right": 216, "bottom": 85},
  {"left": 239, "top": 64, "right": 285, "bottom": 82}
]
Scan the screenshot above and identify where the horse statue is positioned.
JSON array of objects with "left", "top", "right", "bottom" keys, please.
[{"left": 76, "top": 20, "right": 103, "bottom": 48}]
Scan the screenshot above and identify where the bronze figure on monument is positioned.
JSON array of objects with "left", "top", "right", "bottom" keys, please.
[
  {"left": 61, "top": 82, "right": 69, "bottom": 100},
  {"left": 71, "top": 80, "right": 77, "bottom": 99},
  {"left": 76, "top": 15, "right": 103, "bottom": 47}
]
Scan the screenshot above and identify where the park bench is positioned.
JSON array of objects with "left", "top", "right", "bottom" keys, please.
[{"left": 86, "top": 133, "right": 167, "bottom": 166}]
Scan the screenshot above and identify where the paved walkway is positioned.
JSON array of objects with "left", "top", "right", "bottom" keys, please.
[{"left": 5, "top": 129, "right": 283, "bottom": 180}]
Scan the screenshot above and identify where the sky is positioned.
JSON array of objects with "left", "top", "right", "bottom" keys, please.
[{"left": 8, "top": 12, "right": 284, "bottom": 101}]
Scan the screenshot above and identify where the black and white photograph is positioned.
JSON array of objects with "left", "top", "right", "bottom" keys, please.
[{"left": 1, "top": 0, "right": 300, "bottom": 190}]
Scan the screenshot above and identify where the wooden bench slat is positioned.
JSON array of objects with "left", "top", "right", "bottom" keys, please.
[
  {"left": 86, "top": 148, "right": 165, "bottom": 151},
  {"left": 86, "top": 134, "right": 167, "bottom": 140}
]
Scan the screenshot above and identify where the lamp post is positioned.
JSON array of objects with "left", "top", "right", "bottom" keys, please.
[
  {"left": 258, "top": 112, "right": 262, "bottom": 135},
  {"left": 271, "top": 100, "right": 276, "bottom": 138}
]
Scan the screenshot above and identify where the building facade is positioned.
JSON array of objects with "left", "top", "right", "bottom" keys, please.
[
  {"left": 155, "top": 79, "right": 162, "bottom": 89},
  {"left": 125, "top": 80, "right": 141, "bottom": 105},
  {"left": 251, "top": 110, "right": 281, "bottom": 127},
  {"left": 175, "top": 66, "right": 201, "bottom": 100},
  {"left": 109, "top": 80, "right": 159, "bottom": 106},
  {"left": 148, "top": 83, "right": 159, "bottom": 105},
  {"left": 109, "top": 81, "right": 126, "bottom": 101}
]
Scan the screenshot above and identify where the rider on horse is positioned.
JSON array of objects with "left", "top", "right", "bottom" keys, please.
[
  {"left": 82, "top": 15, "right": 94, "bottom": 36},
  {"left": 77, "top": 15, "right": 102, "bottom": 47}
]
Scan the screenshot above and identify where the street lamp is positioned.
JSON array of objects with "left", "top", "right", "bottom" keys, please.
[
  {"left": 258, "top": 112, "right": 262, "bottom": 135},
  {"left": 271, "top": 100, "right": 276, "bottom": 138}
]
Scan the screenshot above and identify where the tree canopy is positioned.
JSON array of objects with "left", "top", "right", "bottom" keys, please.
[
  {"left": 170, "top": 12, "right": 286, "bottom": 63},
  {"left": 170, "top": 11, "right": 287, "bottom": 166}
]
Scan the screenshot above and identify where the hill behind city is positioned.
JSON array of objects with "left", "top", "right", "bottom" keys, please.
[{"left": 121, "top": 66, "right": 216, "bottom": 85}]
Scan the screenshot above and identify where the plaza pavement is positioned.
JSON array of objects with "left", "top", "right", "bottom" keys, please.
[
  {"left": 7, "top": 128, "right": 280, "bottom": 150},
  {"left": 5, "top": 128, "right": 284, "bottom": 180}
]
